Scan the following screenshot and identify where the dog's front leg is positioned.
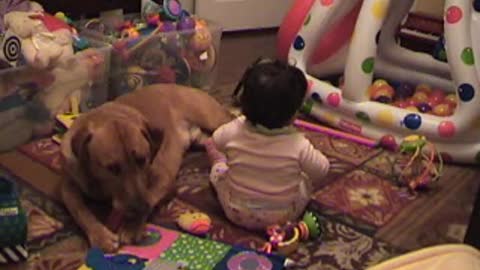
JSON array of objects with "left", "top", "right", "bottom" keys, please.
[
  {"left": 146, "top": 128, "right": 188, "bottom": 209},
  {"left": 61, "top": 180, "right": 119, "bottom": 252}
]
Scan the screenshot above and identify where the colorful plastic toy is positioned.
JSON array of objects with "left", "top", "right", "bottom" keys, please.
[
  {"left": 177, "top": 212, "right": 212, "bottom": 236},
  {"left": 260, "top": 211, "right": 322, "bottom": 256},
  {"left": 277, "top": 0, "right": 480, "bottom": 164},
  {"left": 395, "top": 135, "right": 443, "bottom": 191}
]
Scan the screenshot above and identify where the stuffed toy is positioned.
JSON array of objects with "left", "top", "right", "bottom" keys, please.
[
  {"left": 0, "top": 0, "right": 32, "bottom": 33},
  {"left": 0, "top": 48, "right": 104, "bottom": 152},
  {"left": 2, "top": 9, "right": 74, "bottom": 69}
]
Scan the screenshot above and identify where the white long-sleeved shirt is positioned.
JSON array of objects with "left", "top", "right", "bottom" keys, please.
[{"left": 212, "top": 116, "right": 330, "bottom": 206}]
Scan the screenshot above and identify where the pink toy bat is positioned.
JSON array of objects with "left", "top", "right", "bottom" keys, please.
[{"left": 294, "top": 119, "right": 378, "bottom": 148}]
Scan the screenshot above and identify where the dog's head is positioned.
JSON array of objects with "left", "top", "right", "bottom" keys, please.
[{"left": 71, "top": 117, "right": 160, "bottom": 218}]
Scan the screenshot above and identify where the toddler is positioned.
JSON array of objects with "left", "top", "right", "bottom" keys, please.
[{"left": 205, "top": 58, "right": 330, "bottom": 230}]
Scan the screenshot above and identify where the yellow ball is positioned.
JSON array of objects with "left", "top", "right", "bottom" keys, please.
[
  {"left": 373, "top": 79, "right": 389, "bottom": 88},
  {"left": 406, "top": 106, "right": 419, "bottom": 112}
]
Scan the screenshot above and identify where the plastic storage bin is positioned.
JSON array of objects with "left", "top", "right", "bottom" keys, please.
[
  {"left": 78, "top": 13, "right": 222, "bottom": 99},
  {"left": 0, "top": 38, "right": 111, "bottom": 152}
]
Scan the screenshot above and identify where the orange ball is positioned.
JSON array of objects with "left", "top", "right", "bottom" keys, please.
[
  {"left": 371, "top": 85, "right": 395, "bottom": 100},
  {"left": 416, "top": 83, "right": 432, "bottom": 94},
  {"left": 412, "top": 92, "right": 429, "bottom": 103},
  {"left": 444, "top": 94, "right": 457, "bottom": 107},
  {"left": 373, "top": 79, "right": 389, "bottom": 88},
  {"left": 433, "top": 103, "right": 454, "bottom": 117}
]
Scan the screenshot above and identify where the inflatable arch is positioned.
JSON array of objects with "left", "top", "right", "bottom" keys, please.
[{"left": 278, "top": 0, "right": 480, "bottom": 164}]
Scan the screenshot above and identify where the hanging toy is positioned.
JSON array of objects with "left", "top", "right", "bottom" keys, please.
[
  {"left": 396, "top": 135, "right": 443, "bottom": 192},
  {"left": 260, "top": 211, "right": 322, "bottom": 256}
]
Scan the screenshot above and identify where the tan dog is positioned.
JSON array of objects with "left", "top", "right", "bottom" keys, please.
[{"left": 60, "top": 84, "right": 233, "bottom": 252}]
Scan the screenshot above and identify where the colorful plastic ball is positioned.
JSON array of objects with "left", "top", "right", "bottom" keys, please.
[
  {"left": 430, "top": 89, "right": 446, "bottom": 103},
  {"left": 380, "top": 134, "right": 397, "bottom": 151},
  {"left": 404, "top": 114, "right": 422, "bottom": 130},
  {"left": 412, "top": 91, "right": 429, "bottom": 103},
  {"left": 389, "top": 80, "right": 402, "bottom": 89},
  {"left": 406, "top": 98, "right": 418, "bottom": 107},
  {"left": 373, "top": 79, "right": 389, "bottom": 88},
  {"left": 416, "top": 83, "right": 432, "bottom": 94},
  {"left": 406, "top": 106, "right": 419, "bottom": 112},
  {"left": 433, "top": 103, "right": 454, "bottom": 117},
  {"left": 177, "top": 16, "right": 196, "bottom": 31},
  {"left": 375, "top": 96, "right": 392, "bottom": 104},
  {"left": 444, "top": 94, "right": 458, "bottom": 107},
  {"left": 396, "top": 83, "right": 415, "bottom": 99},
  {"left": 417, "top": 102, "right": 432, "bottom": 113},
  {"left": 393, "top": 100, "right": 408, "bottom": 108},
  {"left": 371, "top": 85, "right": 395, "bottom": 100}
]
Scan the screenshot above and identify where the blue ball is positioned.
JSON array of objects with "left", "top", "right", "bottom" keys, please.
[
  {"left": 458, "top": 83, "right": 475, "bottom": 102},
  {"left": 474, "top": 0, "right": 480, "bottom": 12},
  {"left": 396, "top": 83, "right": 415, "bottom": 99},
  {"left": 294, "top": 36, "right": 306, "bottom": 51},
  {"left": 404, "top": 114, "right": 422, "bottom": 130}
]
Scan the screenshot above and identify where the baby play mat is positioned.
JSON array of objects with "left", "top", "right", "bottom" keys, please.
[{"left": 78, "top": 225, "right": 286, "bottom": 270}]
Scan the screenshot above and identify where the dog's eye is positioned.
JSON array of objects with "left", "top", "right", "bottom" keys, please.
[
  {"left": 135, "top": 156, "right": 146, "bottom": 167},
  {"left": 107, "top": 163, "right": 121, "bottom": 175}
]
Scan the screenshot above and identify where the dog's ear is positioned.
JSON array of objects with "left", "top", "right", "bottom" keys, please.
[
  {"left": 71, "top": 127, "right": 93, "bottom": 164},
  {"left": 141, "top": 121, "right": 163, "bottom": 160}
]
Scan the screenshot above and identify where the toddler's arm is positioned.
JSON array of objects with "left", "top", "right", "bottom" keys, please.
[
  {"left": 205, "top": 117, "right": 241, "bottom": 163},
  {"left": 299, "top": 141, "right": 330, "bottom": 184}
]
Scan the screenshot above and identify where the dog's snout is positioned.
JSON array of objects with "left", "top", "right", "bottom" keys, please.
[{"left": 125, "top": 199, "right": 150, "bottom": 218}]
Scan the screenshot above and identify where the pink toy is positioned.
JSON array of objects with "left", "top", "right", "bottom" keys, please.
[{"left": 294, "top": 119, "right": 377, "bottom": 148}]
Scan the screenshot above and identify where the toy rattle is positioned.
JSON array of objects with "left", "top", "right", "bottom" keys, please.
[
  {"left": 396, "top": 135, "right": 443, "bottom": 191},
  {"left": 260, "top": 211, "right": 322, "bottom": 256}
]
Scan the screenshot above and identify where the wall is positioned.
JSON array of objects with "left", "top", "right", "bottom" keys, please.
[{"left": 179, "top": 0, "right": 195, "bottom": 13}]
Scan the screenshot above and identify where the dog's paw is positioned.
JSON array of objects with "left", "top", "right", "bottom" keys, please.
[
  {"left": 88, "top": 225, "right": 119, "bottom": 253},
  {"left": 118, "top": 221, "right": 146, "bottom": 246}
]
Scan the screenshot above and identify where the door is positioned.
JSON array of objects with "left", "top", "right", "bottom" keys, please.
[{"left": 195, "top": 0, "right": 294, "bottom": 31}]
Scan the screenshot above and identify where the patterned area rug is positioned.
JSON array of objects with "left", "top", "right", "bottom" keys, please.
[{"left": 2, "top": 121, "right": 479, "bottom": 270}]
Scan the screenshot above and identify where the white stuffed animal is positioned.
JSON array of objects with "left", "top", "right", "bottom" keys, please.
[{"left": 2, "top": 9, "right": 74, "bottom": 69}]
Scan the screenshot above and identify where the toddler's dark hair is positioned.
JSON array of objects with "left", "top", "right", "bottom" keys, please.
[{"left": 234, "top": 59, "right": 307, "bottom": 129}]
